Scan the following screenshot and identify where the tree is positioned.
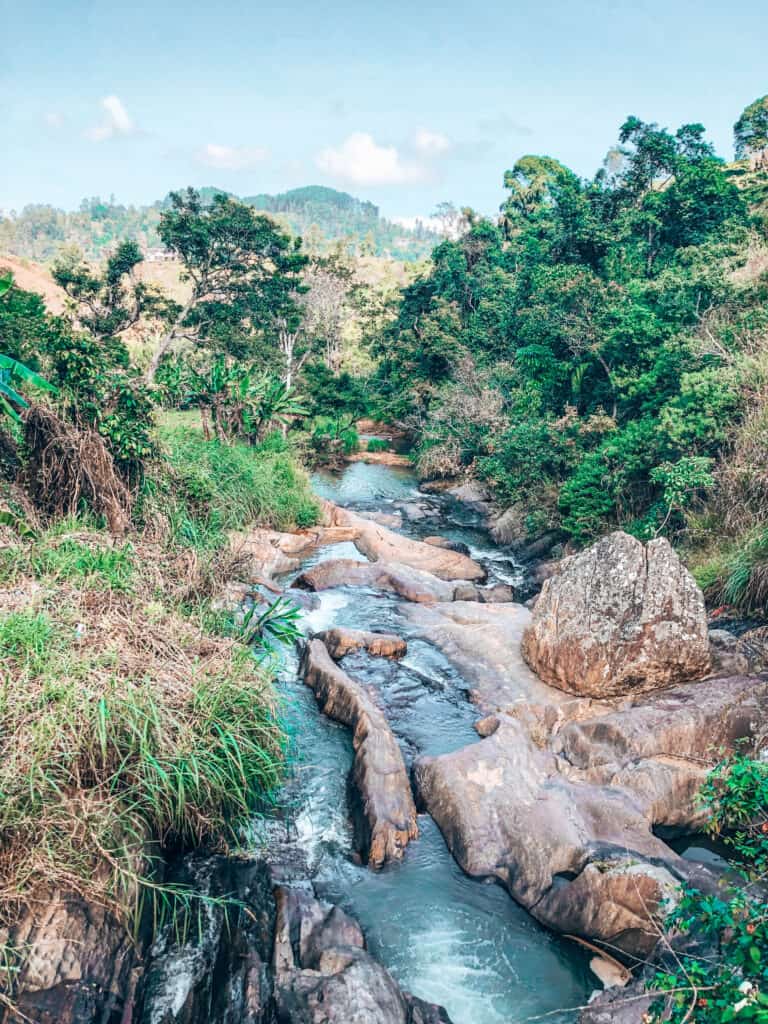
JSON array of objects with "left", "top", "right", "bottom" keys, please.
[
  {"left": 500, "top": 155, "right": 576, "bottom": 235},
  {"left": 0, "top": 273, "right": 56, "bottom": 423},
  {"left": 302, "top": 251, "right": 354, "bottom": 373},
  {"left": 149, "top": 189, "right": 307, "bottom": 381},
  {"left": 53, "top": 240, "right": 174, "bottom": 344},
  {"left": 734, "top": 95, "right": 768, "bottom": 159}
]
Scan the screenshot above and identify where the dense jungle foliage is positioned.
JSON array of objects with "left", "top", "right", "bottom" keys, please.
[
  {"left": 340, "top": 99, "right": 768, "bottom": 618},
  {"left": 374, "top": 112, "right": 768, "bottom": 544}
]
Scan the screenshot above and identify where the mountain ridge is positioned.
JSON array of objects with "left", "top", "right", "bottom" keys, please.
[{"left": 0, "top": 184, "right": 442, "bottom": 264}]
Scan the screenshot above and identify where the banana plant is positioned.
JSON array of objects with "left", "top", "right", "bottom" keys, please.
[{"left": 0, "top": 273, "right": 57, "bottom": 421}]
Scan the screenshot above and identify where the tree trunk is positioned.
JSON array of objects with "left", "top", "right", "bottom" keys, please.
[{"left": 145, "top": 298, "right": 196, "bottom": 384}]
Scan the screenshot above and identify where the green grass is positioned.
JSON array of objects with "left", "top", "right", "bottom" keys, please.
[
  {"left": 366, "top": 437, "right": 389, "bottom": 453},
  {"left": 0, "top": 592, "right": 287, "bottom": 949},
  {"left": 0, "top": 610, "right": 58, "bottom": 672},
  {"left": 690, "top": 527, "right": 768, "bottom": 613},
  {"left": 0, "top": 523, "right": 136, "bottom": 592},
  {"left": 143, "top": 414, "right": 320, "bottom": 550}
]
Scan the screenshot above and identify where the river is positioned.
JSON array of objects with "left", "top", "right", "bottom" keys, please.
[{"left": 271, "top": 460, "right": 592, "bottom": 1024}]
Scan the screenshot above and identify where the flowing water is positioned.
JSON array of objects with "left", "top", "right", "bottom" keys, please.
[{"left": 271, "top": 461, "right": 592, "bottom": 1024}]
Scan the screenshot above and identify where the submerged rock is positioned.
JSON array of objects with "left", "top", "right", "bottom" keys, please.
[
  {"left": 301, "top": 639, "right": 418, "bottom": 868},
  {"left": 316, "top": 626, "right": 407, "bottom": 660},
  {"left": 522, "top": 531, "right": 711, "bottom": 697}
]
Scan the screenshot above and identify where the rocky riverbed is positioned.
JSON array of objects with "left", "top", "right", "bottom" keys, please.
[{"left": 7, "top": 460, "right": 767, "bottom": 1024}]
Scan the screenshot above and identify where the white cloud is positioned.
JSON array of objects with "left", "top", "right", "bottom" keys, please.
[
  {"left": 413, "top": 128, "right": 451, "bottom": 156},
  {"left": 197, "top": 143, "right": 269, "bottom": 171},
  {"left": 87, "top": 95, "right": 137, "bottom": 142},
  {"left": 316, "top": 132, "right": 428, "bottom": 186}
]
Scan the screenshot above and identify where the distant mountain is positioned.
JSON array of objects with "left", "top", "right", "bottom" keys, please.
[{"left": 0, "top": 185, "right": 442, "bottom": 264}]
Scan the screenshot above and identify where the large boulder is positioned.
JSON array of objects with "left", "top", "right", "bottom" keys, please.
[
  {"left": 521, "top": 531, "right": 710, "bottom": 697},
  {"left": 406, "top": 599, "right": 768, "bottom": 960}
]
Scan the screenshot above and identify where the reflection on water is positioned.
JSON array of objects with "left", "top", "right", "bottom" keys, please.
[
  {"left": 272, "top": 460, "right": 591, "bottom": 1023},
  {"left": 312, "top": 461, "right": 419, "bottom": 504}
]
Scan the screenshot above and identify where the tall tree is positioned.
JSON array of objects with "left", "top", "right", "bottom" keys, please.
[
  {"left": 53, "top": 240, "right": 173, "bottom": 346},
  {"left": 149, "top": 189, "right": 307, "bottom": 381},
  {"left": 734, "top": 95, "right": 768, "bottom": 160}
]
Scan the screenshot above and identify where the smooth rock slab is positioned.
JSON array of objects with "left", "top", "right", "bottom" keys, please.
[
  {"left": 522, "top": 531, "right": 711, "bottom": 697},
  {"left": 414, "top": 674, "right": 768, "bottom": 959},
  {"left": 301, "top": 639, "right": 418, "bottom": 868},
  {"left": 296, "top": 559, "right": 456, "bottom": 605},
  {"left": 323, "top": 504, "right": 485, "bottom": 582}
]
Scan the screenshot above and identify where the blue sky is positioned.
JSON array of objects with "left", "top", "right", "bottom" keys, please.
[{"left": 2, "top": 0, "right": 766, "bottom": 222}]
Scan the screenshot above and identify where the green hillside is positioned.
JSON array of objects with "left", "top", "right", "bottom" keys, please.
[{"left": 0, "top": 185, "right": 441, "bottom": 264}]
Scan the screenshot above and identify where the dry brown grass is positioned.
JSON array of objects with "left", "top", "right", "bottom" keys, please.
[{"left": 22, "top": 406, "right": 132, "bottom": 535}]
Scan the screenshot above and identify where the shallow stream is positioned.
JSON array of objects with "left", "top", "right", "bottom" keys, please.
[{"left": 271, "top": 461, "right": 592, "bottom": 1024}]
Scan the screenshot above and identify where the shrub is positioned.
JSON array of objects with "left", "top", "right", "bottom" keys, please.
[
  {"left": 647, "top": 755, "right": 768, "bottom": 1023},
  {"left": 140, "top": 416, "right": 320, "bottom": 548},
  {"left": 366, "top": 437, "right": 389, "bottom": 453}
]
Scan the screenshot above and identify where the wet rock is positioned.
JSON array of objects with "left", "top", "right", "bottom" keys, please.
[
  {"left": 452, "top": 582, "right": 515, "bottom": 603},
  {"left": 417, "top": 480, "right": 456, "bottom": 495},
  {"left": 316, "top": 626, "right": 407, "bottom": 660},
  {"left": 422, "top": 536, "right": 471, "bottom": 556},
  {"left": 414, "top": 673, "right": 768, "bottom": 959},
  {"left": 513, "top": 530, "right": 564, "bottom": 563},
  {"left": 522, "top": 531, "right": 711, "bottom": 698},
  {"left": 361, "top": 511, "right": 403, "bottom": 529},
  {"left": 578, "top": 980, "right": 653, "bottom": 1023},
  {"left": 394, "top": 501, "right": 431, "bottom": 521},
  {"left": 709, "top": 625, "right": 768, "bottom": 677},
  {"left": 0, "top": 894, "right": 138, "bottom": 1024},
  {"left": 301, "top": 639, "right": 418, "bottom": 867},
  {"left": 446, "top": 481, "right": 491, "bottom": 516},
  {"left": 295, "top": 558, "right": 456, "bottom": 604},
  {"left": 273, "top": 887, "right": 454, "bottom": 1024},
  {"left": 325, "top": 506, "right": 485, "bottom": 581},
  {"left": 286, "top": 588, "right": 321, "bottom": 612},
  {"left": 141, "top": 855, "right": 275, "bottom": 1024},
  {"left": 488, "top": 506, "right": 524, "bottom": 545}
]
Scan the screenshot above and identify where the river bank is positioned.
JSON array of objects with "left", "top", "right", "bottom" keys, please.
[{"left": 4, "top": 451, "right": 766, "bottom": 1024}]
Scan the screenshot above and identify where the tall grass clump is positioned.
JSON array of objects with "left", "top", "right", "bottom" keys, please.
[
  {"left": 694, "top": 526, "right": 768, "bottom": 613},
  {"left": 141, "top": 418, "right": 319, "bottom": 550},
  {"left": 0, "top": 580, "right": 287, "bottom": 950}
]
